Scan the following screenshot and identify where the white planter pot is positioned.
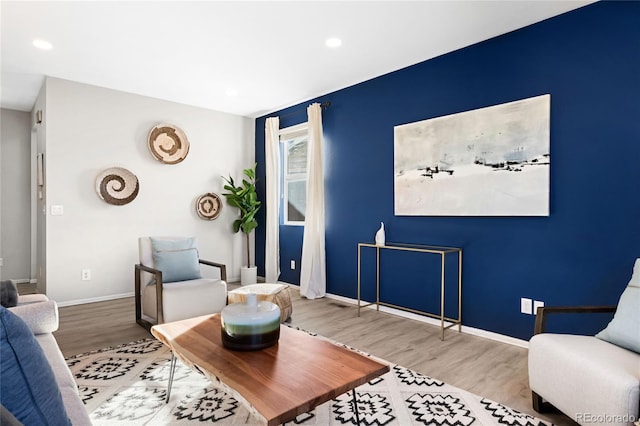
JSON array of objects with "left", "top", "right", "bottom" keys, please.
[{"left": 240, "top": 266, "right": 257, "bottom": 286}]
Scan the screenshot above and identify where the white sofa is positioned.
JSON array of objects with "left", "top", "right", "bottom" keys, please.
[{"left": 8, "top": 294, "right": 91, "bottom": 425}]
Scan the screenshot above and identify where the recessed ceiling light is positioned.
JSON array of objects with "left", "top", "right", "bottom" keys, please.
[
  {"left": 325, "top": 37, "right": 342, "bottom": 48},
  {"left": 33, "top": 39, "right": 53, "bottom": 50},
  {"left": 225, "top": 88, "right": 238, "bottom": 97}
]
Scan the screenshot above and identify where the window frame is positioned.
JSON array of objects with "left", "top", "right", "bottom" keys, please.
[{"left": 280, "top": 122, "right": 309, "bottom": 226}]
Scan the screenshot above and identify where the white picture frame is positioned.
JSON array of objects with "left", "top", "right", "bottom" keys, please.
[{"left": 394, "top": 94, "right": 550, "bottom": 216}]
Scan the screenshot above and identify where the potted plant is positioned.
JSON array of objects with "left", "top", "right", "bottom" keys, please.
[{"left": 222, "top": 164, "right": 261, "bottom": 285}]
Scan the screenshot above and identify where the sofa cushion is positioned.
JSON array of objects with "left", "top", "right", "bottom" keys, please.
[
  {"left": 16, "top": 294, "right": 49, "bottom": 305},
  {"left": 596, "top": 258, "right": 640, "bottom": 353},
  {"left": 0, "top": 306, "right": 71, "bottom": 425},
  {"left": 35, "top": 334, "right": 91, "bottom": 425},
  {"left": 0, "top": 404, "right": 22, "bottom": 426},
  {"left": 9, "top": 300, "right": 59, "bottom": 335}
]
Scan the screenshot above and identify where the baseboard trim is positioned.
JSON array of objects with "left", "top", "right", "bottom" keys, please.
[
  {"left": 459, "top": 324, "right": 529, "bottom": 348},
  {"left": 57, "top": 292, "right": 134, "bottom": 307},
  {"left": 56, "top": 283, "right": 529, "bottom": 348},
  {"left": 323, "top": 292, "right": 529, "bottom": 349}
]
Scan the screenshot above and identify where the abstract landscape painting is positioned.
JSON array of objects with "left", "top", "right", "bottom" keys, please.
[{"left": 394, "top": 94, "right": 550, "bottom": 216}]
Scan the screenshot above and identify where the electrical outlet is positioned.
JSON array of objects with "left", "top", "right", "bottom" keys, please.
[
  {"left": 290, "top": 260, "right": 296, "bottom": 270},
  {"left": 533, "top": 300, "right": 545, "bottom": 315},
  {"left": 520, "top": 297, "right": 532, "bottom": 315},
  {"left": 81, "top": 269, "right": 91, "bottom": 281}
]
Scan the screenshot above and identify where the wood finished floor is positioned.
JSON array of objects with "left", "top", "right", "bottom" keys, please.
[{"left": 45, "top": 284, "right": 574, "bottom": 425}]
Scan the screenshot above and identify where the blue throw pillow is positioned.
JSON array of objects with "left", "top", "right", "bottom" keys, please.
[
  {"left": 595, "top": 259, "right": 640, "bottom": 353},
  {"left": 150, "top": 237, "right": 196, "bottom": 253},
  {"left": 151, "top": 238, "right": 202, "bottom": 283},
  {"left": 0, "top": 306, "right": 71, "bottom": 425}
]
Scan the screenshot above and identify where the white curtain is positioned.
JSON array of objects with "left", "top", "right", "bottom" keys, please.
[
  {"left": 300, "top": 103, "right": 326, "bottom": 299},
  {"left": 265, "top": 117, "right": 280, "bottom": 283}
]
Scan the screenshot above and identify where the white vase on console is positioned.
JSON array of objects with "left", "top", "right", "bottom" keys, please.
[{"left": 375, "top": 222, "right": 385, "bottom": 246}]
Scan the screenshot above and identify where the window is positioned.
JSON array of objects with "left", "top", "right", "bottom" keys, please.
[{"left": 280, "top": 123, "right": 309, "bottom": 225}]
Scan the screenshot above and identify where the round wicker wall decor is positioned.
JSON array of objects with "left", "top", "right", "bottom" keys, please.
[
  {"left": 196, "top": 193, "right": 222, "bottom": 220},
  {"left": 96, "top": 167, "right": 139, "bottom": 206},
  {"left": 148, "top": 123, "right": 190, "bottom": 164}
]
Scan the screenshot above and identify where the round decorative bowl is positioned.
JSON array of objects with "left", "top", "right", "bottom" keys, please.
[{"left": 220, "top": 293, "right": 281, "bottom": 351}]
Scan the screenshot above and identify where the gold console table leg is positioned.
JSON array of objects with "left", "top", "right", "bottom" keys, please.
[
  {"left": 441, "top": 253, "right": 446, "bottom": 341},
  {"left": 356, "top": 242, "right": 462, "bottom": 340}
]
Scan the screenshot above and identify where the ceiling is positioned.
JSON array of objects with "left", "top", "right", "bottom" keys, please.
[{"left": 1, "top": 1, "right": 594, "bottom": 118}]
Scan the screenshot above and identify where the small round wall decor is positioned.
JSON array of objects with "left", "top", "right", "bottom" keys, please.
[
  {"left": 96, "top": 167, "right": 139, "bottom": 206},
  {"left": 148, "top": 123, "right": 190, "bottom": 164},
  {"left": 196, "top": 193, "right": 222, "bottom": 220}
]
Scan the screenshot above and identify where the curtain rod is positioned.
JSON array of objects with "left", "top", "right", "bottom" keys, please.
[{"left": 268, "top": 101, "right": 331, "bottom": 119}]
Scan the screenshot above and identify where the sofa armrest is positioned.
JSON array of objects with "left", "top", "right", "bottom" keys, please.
[
  {"left": 534, "top": 305, "right": 617, "bottom": 335},
  {"left": 8, "top": 300, "right": 59, "bottom": 334},
  {"left": 199, "top": 259, "right": 227, "bottom": 281},
  {"left": 17, "top": 294, "right": 49, "bottom": 305}
]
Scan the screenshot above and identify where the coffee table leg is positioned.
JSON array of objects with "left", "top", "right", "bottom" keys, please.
[
  {"left": 166, "top": 353, "right": 177, "bottom": 403},
  {"left": 352, "top": 389, "right": 360, "bottom": 425}
]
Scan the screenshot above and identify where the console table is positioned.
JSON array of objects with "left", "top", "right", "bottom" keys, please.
[{"left": 357, "top": 242, "right": 462, "bottom": 340}]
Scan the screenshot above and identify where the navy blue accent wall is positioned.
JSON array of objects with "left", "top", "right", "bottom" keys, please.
[{"left": 255, "top": 2, "right": 640, "bottom": 340}]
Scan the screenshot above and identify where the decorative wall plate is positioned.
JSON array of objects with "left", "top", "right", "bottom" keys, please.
[
  {"left": 196, "top": 193, "right": 222, "bottom": 220},
  {"left": 96, "top": 167, "right": 139, "bottom": 206},
  {"left": 148, "top": 123, "right": 190, "bottom": 164}
]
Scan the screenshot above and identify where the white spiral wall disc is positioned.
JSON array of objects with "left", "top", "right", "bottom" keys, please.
[{"left": 96, "top": 167, "right": 139, "bottom": 205}]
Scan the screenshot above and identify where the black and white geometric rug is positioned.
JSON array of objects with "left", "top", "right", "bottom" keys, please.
[{"left": 66, "top": 338, "right": 552, "bottom": 426}]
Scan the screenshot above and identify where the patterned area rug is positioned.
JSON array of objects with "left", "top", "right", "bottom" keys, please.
[{"left": 66, "top": 337, "right": 551, "bottom": 426}]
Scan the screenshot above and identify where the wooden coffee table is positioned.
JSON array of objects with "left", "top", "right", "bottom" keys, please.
[{"left": 151, "top": 314, "right": 389, "bottom": 426}]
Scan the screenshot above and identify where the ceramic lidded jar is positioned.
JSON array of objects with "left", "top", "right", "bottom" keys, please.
[{"left": 220, "top": 293, "right": 281, "bottom": 351}]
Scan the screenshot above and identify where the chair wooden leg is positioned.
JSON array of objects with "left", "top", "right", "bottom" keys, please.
[
  {"left": 532, "top": 391, "right": 544, "bottom": 412},
  {"left": 532, "top": 391, "right": 558, "bottom": 413}
]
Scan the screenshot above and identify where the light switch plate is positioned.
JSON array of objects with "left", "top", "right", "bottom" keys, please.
[
  {"left": 520, "top": 297, "right": 533, "bottom": 315},
  {"left": 51, "top": 205, "right": 64, "bottom": 215}
]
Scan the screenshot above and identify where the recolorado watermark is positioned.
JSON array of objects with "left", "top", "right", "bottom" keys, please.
[{"left": 576, "top": 413, "right": 638, "bottom": 424}]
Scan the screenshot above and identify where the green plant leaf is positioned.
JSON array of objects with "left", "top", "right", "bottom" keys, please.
[
  {"left": 221, "top": 164, "right": 261, "bottom": 238},
  {"left": 244, "top": 166, "right": 255, "bottom": 180},
  {"left": 221, "top": 164, "right": 261, "bottom": 265},
  {"left": 241, "top": 220, "right": 258, "bottom": 234}
]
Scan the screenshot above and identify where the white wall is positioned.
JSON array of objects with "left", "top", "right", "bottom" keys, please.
[
  {"left": 0, "top": 108, "right": 32, "bottom": 281},
  {"left": 42, "top": 78, "right": 254, "bottom": 304}
]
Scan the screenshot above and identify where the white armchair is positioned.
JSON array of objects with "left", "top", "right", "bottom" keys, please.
[
  {"left": 528, "top": 259, "right": 640, "bottom": 425},
  {"left": 135, "top": 236, "right": 227, "bottom": 330}
]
